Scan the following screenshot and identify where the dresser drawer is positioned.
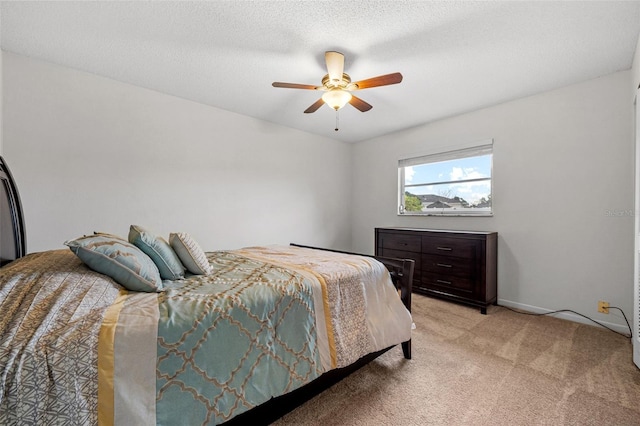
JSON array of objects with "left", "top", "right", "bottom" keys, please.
[
  {"left": 421, "top": 272, "right": 474, "bottom": 295},
  {"left": 422, "top": 254, "right": 474, "bottom": 278},
  {"left": 379, "top": 233, "right": 422, "bottom": 253},
  {"left": 422, "top": 237, "right": 479, "bottom": 259}
]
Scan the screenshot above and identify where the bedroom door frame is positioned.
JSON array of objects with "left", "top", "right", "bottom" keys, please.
[{"left": 634, "top": 84, "right": 640, "bottom": 369}]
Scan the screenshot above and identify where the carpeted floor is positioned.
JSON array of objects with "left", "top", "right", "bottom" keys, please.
[{"left": 273, "top": 295, "right": 640, "bottom": 425}]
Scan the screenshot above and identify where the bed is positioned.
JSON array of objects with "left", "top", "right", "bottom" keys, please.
[{"left": 0, "top": 156, "right": 414, "bottom": 425}]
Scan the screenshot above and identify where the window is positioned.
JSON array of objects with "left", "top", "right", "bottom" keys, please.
[{"left": 398, "top": 142, "right": 493, "bottom": 216}]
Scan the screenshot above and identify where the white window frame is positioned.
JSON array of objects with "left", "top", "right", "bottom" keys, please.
[{"left": 398, "top": 142, "right": 493, "bottom": 216}]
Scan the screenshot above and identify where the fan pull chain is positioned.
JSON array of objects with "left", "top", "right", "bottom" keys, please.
[{"left": 335, "top": 110, "right": 339, "bottom": 131}]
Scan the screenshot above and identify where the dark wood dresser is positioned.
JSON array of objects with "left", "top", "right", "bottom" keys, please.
[{"left": 375, "top": 228, "right": 497, "bottom": 314}]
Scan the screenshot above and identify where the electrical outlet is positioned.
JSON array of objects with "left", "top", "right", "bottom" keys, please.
[{"left": 598, "top": 301, "right": 610, "bottom": 314}]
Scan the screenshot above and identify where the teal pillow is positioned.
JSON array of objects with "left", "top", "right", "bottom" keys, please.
[
  {"left": 128, "top": 225, "right": 185, "bottom": 280},
  {"left": 65, "top": 234, "right": 163, "bottom": 292}
]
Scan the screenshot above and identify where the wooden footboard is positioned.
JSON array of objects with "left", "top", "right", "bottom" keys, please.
[
  {"left": 289, "top": 243, "right": 414, "bottom": 359},
  {"left": 372, "top": 254, "right": 414, "bottom": 359}
]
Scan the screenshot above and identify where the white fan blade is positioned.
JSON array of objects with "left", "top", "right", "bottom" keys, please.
[{"left": 325, "top": 51, "right": 344, "bottom": 84}]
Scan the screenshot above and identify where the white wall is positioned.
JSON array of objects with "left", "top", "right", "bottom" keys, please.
[
  {"left": 633, "top": 32, "right": 640, "bottom": 92},
  {"left": 352, "top": 70, "right": 634, "bottom": 331},
  {"left": 2, "top": 52, "right": 352, "bottom": 252}
]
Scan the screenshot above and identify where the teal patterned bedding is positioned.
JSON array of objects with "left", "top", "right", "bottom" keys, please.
[
  {"left": 154, "top": 250, "right": 325, "bottom": 424},
  {"left": 0, "top": 246, "right": 412, "bottom": 425}
]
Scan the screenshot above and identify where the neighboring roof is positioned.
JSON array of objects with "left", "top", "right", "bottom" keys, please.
[
  {"left": 417, "top": 194, "right": 466, "bottom": 204},
  {"left": 426, "top": 200, "right": 451, "bottom": 209}
]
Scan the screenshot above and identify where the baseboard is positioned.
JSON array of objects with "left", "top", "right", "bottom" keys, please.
[{"left": 497, "top": 299, "right": 631, "bottom": 336}]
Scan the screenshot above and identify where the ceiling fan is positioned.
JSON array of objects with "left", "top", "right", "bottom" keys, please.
[{"left": 272, "top": 51, "right": 403, "bottom": 114}]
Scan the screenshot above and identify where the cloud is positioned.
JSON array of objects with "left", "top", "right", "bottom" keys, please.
[
  {"left": 450, "top": 167, "right": 487, "bottom": 181},
  {"left": 405, "top": 166, "right": 415, "bottom": 183},
  {"left": 456, "top": 183, "right": 490, "bottom": 203}
]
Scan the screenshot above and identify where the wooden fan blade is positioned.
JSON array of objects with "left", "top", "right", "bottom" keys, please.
[
  {"left": 304, "top": 98, "right": 325, "bottom": 114},
  {"left": 325, "top": 51, "right": 345, "bottom": 84},
  {"left": 352, "top": 72, "right": 403, "bottom": 90},
  {"left": 272, "top": 82, "right": 320, "bottom": 90},
  {"left": 349, "top": 95, "right": 373, "bottom": 112}
]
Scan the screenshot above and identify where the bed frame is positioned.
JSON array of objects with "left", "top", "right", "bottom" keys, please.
[
  {"left": 0, "top": 156, "right": 26, "bottom": 267},
  {"left": 0, "top": 155, "right": 413, "bottom": 425}
]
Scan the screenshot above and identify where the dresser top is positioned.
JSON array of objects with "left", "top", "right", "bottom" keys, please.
[{"left": 376, "top": 227, "right": 497, "bottom": 236}]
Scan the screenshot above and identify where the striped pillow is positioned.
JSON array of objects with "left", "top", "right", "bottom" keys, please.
[
  {"left": 169, "top": 232, "right": 212, "bottom": 275},
  {"left": 65, "top": 234, "right": 163, "bottom": 292}
]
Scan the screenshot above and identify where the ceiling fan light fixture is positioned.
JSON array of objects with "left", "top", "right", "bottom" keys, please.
[
  {"left": 272, "top": 51, "right": 402, "bottom": 116},
  {"left": 322, "top": 89, "right": 352, "bottom": 110}
]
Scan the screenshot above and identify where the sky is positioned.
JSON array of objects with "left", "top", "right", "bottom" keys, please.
[{"left": 404, "top": 154, "right": 491, "bottom": 205}]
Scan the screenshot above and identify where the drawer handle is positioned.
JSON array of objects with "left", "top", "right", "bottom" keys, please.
[
  {"left": 436, "top": 246, "right": 452, "bottom": 251},
  {"left": 436, "top": 263, "right": 452, "bottom": 268},
  {"left": 436, "top": 279, "right": 452, "bottom": 285}
]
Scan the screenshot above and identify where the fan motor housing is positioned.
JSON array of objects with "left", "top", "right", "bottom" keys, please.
[{"left": 322, "top": 73, "right": 352, "bottom": 89}]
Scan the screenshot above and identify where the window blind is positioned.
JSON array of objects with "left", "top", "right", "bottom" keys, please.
[{"left": 399, "top": 143, "right": 493, "bottom": 168}]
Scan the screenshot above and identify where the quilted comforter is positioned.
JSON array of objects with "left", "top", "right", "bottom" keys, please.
[{"left": 0, "top": 245, "right": 412, "bottom": 425}]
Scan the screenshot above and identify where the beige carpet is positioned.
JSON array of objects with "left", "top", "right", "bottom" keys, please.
[{"left": 274, "top": 294, "right": 640, "bottom": 425}]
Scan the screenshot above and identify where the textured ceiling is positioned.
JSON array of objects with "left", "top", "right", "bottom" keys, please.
[{"left": 1, "top": 1, "right": 639, "bottom": 143}]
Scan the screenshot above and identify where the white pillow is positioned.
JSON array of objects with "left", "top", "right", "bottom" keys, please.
[{"left": 169, "top": 232, "right": 212, "bottom": 275}]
